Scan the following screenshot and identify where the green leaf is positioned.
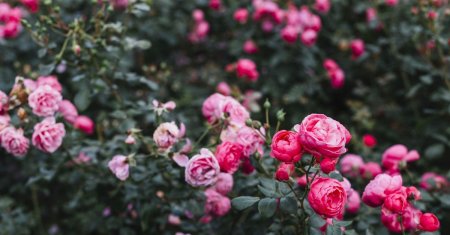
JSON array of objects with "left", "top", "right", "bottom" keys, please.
[
  {"left": 425, "top": 144, "right": 445, "bottom": 160},
  {"left": 74, "top": 86, "right": 91, "bottom": 111},
  {"left": 334, "top": 220, "right": 352, "bottom": 227},
  {"left": 329, "top": 172, "right": 343, "bottom": 181},
  {"left": 258, "top": 198, "right": 277, "bottom": 217},
  {"left": 310, "top": 213, "right": 326, "bottom": 228},
  {"left": 258, "top": 185, "right": 276, "bottom": 197},
  {"left": 231, "top": 196, "right": 260, "bottom": 211},
  {"left": 38, "top": 63, "right": 55, "bottom": 75},
  {"left": 326, "top": 224, "right": 343, "bottom": 235},
  {"left": 279, "top": 197, "right": 297, "bottom": 214},
  {"left": 344, "top": 230, "right": 358, "bottom": 235}
]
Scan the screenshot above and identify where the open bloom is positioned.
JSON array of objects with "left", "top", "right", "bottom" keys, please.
[
  {"left": 0, "top": 127, "right": 29, "bottom": 157},
  {"left": 202, "top": 93, "right": 249, "bottom": 125},
  {"left": 28, "top": 85, "right": 62, "bottom": 117},
  {"left": 108, "top": 155, "right": 129, "bottom": 181},
  {"left": 339, "top": 154, "right": 364, "bottom": 177},
  {"left": 362, "top": 173, "right": 403, "bottom": 207},
  {"left": 381, "top": 205, "right": 421, "bottom": 233},
  {"left": 185, "top": 149, "right": 220, "bottom": 187},
  {"left": 153, "top": 122, "right": 185, "bottom": 150},
  {"left": 382, "top": 144, "right": 420, "bottom": 174},
  {"left": 308, "top": 177, "right": 347, "bottom": 218},
  {"left": 58, "top": 100, "right": 78, "bottom": 124},
  {"left": 419, "top": 172, "right": 448, "bottom": 190},
  {"left": 36, "top": 76, "right": 62, "bottom": 92},
  {"left": 204, "top": 188, "right": 231, "bottom": 217},
  {"left": 211, "top": 173, "right": 233, "bottom": 195},
  {"left": 296, "top": 114, "right": 351, "bottom": 159},
  {"left": 383, "top": 191, "right": 408, "bottom": 214},
  {"left": 32, "top": 117, "right": 66, "bottom": 153},
  {"left": 220, "top": 124, "right": 265, "bottom": 157},
  {"left": 271, "top": 130, "right": 302, "bottom": 163},
  {"left": 215, "top": 142, "right": 243, "bottom": 174},
  {"left": 236, "top": 59, "right": 259, "bottom": 81}
]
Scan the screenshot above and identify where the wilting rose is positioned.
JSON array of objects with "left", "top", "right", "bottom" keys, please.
[
  {"left": 346, "top": 189, "right": 361, "bottom": 214},
  {"left": 308, "top": 177, "right": 347, "bottom": 218},
  {"left": 211, "top": 173, "right": 233, "bottom": 195},
  {"left": 360, "top": 161, "right": 382, "bottom": 179},
  {"left": 108, "top": 155, "right": 129, "bottom": 181},
  {"left": 340, "top": 154, "right": 364, "bottom": 177},
  {"left": 204, "top": 188, "right": 231, "bottom": 217},
  {"left": 32, "top": 117, "right": 65, "bottom": 153},
  {"left": 275, "top": 163, "right": 294, "bottom": 181},
  {"left": 296, "top": 114, "right": 351, "bottom": 158},
  {"left": 381, "top": 205, "right": 421, "bottom": 233},
  {"left": 36, "top": 76, "right": 62, "bottom": 92},
  {"left": 185, "top": 148, "right": 220, "bottom": 187},
  {"left": 74, "top": 115, "right": 95, "bottom": 135},
  {"left": 28, "top": 85, "right": 62, "bottom": 117},
  {"left": 418, "top": 213, "right": 440, "bottom": 232},
  {"left": 215, "top": 142, "right": 243, "bottom": 174},
  {"left": 153, "top": 122, "right": 184, "bottom": 150},
  {"left": 0, "top": 127, "right": 29, "bottom": 157},
  {"left": 58, "top": 100, "right": 78, "bottom": 124},
  {"left": 362, "top": 174, "right": 403, "bottom": 207},
  {"left": 383, "top": 192, "right": 408, "bottom": 214},
  {"left": 270, "top": 130, "right": 302, "bottom": 163}
]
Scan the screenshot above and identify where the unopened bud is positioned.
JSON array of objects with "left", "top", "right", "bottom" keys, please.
[
  {"left": 276, "top": 109, "right": 286, "bottom": 122},
  {"left": 263, "top": 99, "right": 271, "bottom": 109}
]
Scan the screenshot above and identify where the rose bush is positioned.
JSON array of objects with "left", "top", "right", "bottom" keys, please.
[{"left": 0, "top": 0, "right": 449, "bottom": 234}]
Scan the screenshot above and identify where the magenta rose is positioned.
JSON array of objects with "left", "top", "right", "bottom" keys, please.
[
  {"left": 204, "top": 188, "right": 231, "bottom": 217},
  {"left": 362, "top": 173, "right": 403, "bottom": 207},
  {"left": 296, "top": 114, "right": 351, "bottom": 159},
  {"left": 211, "top": 172, "right": 233, "bottom": 195},
  {"left": 28, "top": 85, "right": 62, "bottom": 117},
  {"left": 381, "top": 205, "right": 421, "bottom": 233},
  {"left": 418, "top": 213, "right": 440, "bottom": 232},
  {"left": 108, "top": 155, "right": 129, "bottom": 181},
  {"left": 32, "top": 117, "right": 65, "bottom": 153},
  {"left": 0, "top": 127, "right": 29, "bottom": 157},
  {"left": 383, "top": 191, "right": 408, "bottom": 214},
  {"left": 308, "top": 177, "right": 347, "bottom": 219},
  {"left": 215, "top": 141, "right": 243, "bottom": 174},
  {"left": 185, "top": 148, "right": 220, "bottom": 187},
  {"left": 236, "top": 59, "right": 259, "bottom": 82},
  {"left": 314, "top": 0, "right": 331, "bottom": 14},
  {"left": 270, "top": 130, "right": 302, "bottom": 163},
  {"left": 74, "top": 115, "right": 95, "bottom": 135},
  {"left": 275, "top": 163, "right": 295, "bottom": 181}
]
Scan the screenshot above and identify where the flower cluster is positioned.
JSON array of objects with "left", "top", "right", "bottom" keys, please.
[
  {"left": 340, "top": 154, "right": 381, "bottom": 180},
  {"left": 323, "top": 59, "right": 345, "bottom": 89},
  {"left": 188, "top": 9, "right": 209, "bottom": 43},
  {"left": 0, "top": 3, "right": 22, "bottom": 39}
]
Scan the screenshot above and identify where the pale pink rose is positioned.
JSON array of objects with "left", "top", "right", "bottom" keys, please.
[
  {"left": 340, "top": 154, "right": 364, "bottom": 177},
  {"left": 32, "top": 117, "right": 65, "bottom": 153},
  {"left": 296, "top": 114, "right": 351, "bottom": 159},
  {"left": 220, "top": 124, "right": 265, "bottom": 157},
  {"left": 243, "top": 40, "right": 259, "bottom": 54},
  {"left": 216, "top": 82, "right": 231, "bottom": 96},
  {"left": 153, "top": 122, "right": 184, "bottom": 150},
  {"left": 0, "top": 91, "right": 8, "bottom": 114},
  {"left": 0, "top": 127, "right": 29, "bottom": 157},
  {"left": 360, "top": 161, "right": 382, "bottom": 179},
  {"left": 204, "top": 188, "right": 231, "bottom": 217},
  {"left": 202, "top": 93, "right": 228, "bottom": 124},
  {"left": 125, "top": 135, "right": 135, "bottom": 145},
  {"left": 36, "top": 76, "right": 62, "bottom": 92},
  {"left": 168, "top": 214, "right": 181, "bottom": 225},
  {"left": 192, "top": 9, "right": 204, "bottom": 22},
  {"left": 314, "top": 0, "right": 331, "bottom": 14},
  {"left": 420, "top": 172, "right": 449, "bottom": 190},
  {"left": 215, "top": 142, "right": 243, "bottom": 174},
  {"left": 236, "top": 59, "right": 259, "bottom": 82},
  {"left": 346, "top": 189, "right": 361, "bottom": 214},
  {"left": 341, "top": 178, "right": 352, "bottom": 195},
  {"left": 185, "top": 148, "right": 220, "bottom": 187},
  {"left": 108, "top": 155, "right": 129, "bottom": 181},
  {"left": 350, "top": 39, "right": 365, "bottom": 59},
  {"left": 58, "top": 100, "right": 78, "bottom": 124},
  {"left": 211, "top": 173, "right": 233, "bottom": 195},
  {"left": 173, "top": 153, "right": 189, "bottom": 167},
  {"left": 323, "top": 59, "right": 339, "bottom": 71},
  {"left": 362, "top": 173, "right": 403, "bottom": 207},
  {"left": 382, "top": 144, "right": 420, "bottom": 174},
  {"left": 308, "top": 177, "right": 347, "bottom": 219},
  {"left": 366, "top": 8, "right": 377, "bottom": 23},
  {"left": 381, "top": 205, "right": 421, "bottom": 233},
  {"left": 0, "top": 115, "right": 10, "bottom": 131},
  {"left": 281, "top": 25, "right": 298, "bottom": 44},
  {"left": 233, "top": 8, "right": 248, "bottom": 24},
  {"left": 74, "top": 115, "right": 95, "bottom": 135},
  {"left": 28, "top": 85, "right": 62, "bottom": 117},
  {"left": 23, "top": 79, "right": 37, "bottom": 91},
  {"left": 301, "top": 29, "right": 317, "bottom": 47}
]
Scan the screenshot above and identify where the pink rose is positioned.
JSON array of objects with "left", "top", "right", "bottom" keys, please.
[
  {"left": 233, "top": 8, "right": 248, "bottom": 24},
  {"left": 308, "top": 177, "right": 347, "bottom": 218},
  {"left": 329, "top": 69, "right": 345, "bottom": 89},
  {"left": 301, "top": 29, "right": 317, "bottom": 47},
  {"left": 223, "top": 98, "right": 250, "bottom": 125},
  {"left": 281, "top": 26, "right": 298, "bottom": 44},
  {"left": 215, "top": 142, "right": 243, "bottom": 174},
  {"left": 270, "top": 130, "right": 302, "bottom": 163},
  {"left": 236, "top": 59, "right": 259, "bottom": 82},
  {"left": 275, "top": 163, "right": 294, "bottom": 181},
  {"left": 37, "top": 76, "right": 62, "bottom": 92},
  {"left": 168, "top": 214, "right": 181, "bottom": 226},
  {"left": 202, "top": 93, "right": 228, "bottom": 124},
  {"left": 362, "top": 134, "right": 377, "bottom": 148},
  {"left": 362, "top": 173, "right": 403, "bottom": 207},
  {"left": 0, "top": 115, "right": 10, "bottom": 131},
  {"left": 314, "top": 0, "right": 331, "bottom": 14},
  {"left": 381, "top": 205, "right": 421, "bottom": 233},
  {"left": 340, "top": 154, "right": 364, "bottom": 177},
  {"left": 216, "top": 82, "right": 231, "bottom": 96},
  {"left": 323, "top": 59, "right": 338, "bottom": 71},
  {"left": 192, "top": 9, "right": 204, "bottom": 22},
  {"left": 366, "top": 8, "right": 377, "bottom": 23},
  {"left": 153, "top": 122, "right": 185, "bottom": 150},
  {"left": 0, "top": 127, "right": 29, "bottom": 157},
  {"left": 0, "top": 91, "right": 8, "bottom": 114},
  {"left": 108, "top": 155, "right": 129, "bottom": 181},
  {"left": 243, "top": 40, "right": 259, "bottom": 54},
  {"left": 405, "top": 186, "right": 421, "bottom": 201},
  {"left": 152, "top": 99, "right": 176, "bottom": 116},
  {"left": 110, "top": 0, "right": 128, "bottom": 10},
  {"left": 296, "top": 114, "right": 351, "bottom": 159},
  {"left": 360, "top": 161, "right": 382, "bottom": 179},
  {"left": 346, "top": 189, "right": 361, "bottom": 214},
  {"left": 58, "top": 100, "right": 78, "bottom": 124},
  {"left": 420, "top": 172, "right": 448, "bottom": 190},
  {"left": 21, "top": 0, "right": 39, "bottom": 13},
  {"left": 28, "top": 85, "right": 62, "bottom": 117},
  {"left": 32, "top": 117, "right": 66, "bottom": 153},
  {"left": 204, "top": 188, "right": 231, "bottom": 217},
  {"left": 418, "top": 213, "right": 440, "bottom": 232},
  {"left": 125, "top": 135, "right": 136, "bottom": 145},
  {"left": 382, "top": 144, "right": 420, "bottom": 174},
  {"left": 211, "top": 172, "right": 233, "bottom": 195},
  {"left": 74, "top": 115, "right": 95, "bottom": 135},
  {"left": 350, "top": 39, "right": 365, "bottom": 59},
  {"left": 24, "top": 79, "right": 37, "bottom": 91},
  {"left": 185, "top": 149, "right": 220, "bottom": 187},
  {"left": 385, "top": 0, "right": 398, "bottom": 6},
  {"left": 383, "top": 191, "right": 408, "bottom": 214},
  {"left": 208, "top": 0, "right": 221, "bottom": 11},
  {"left": 220, "top": 125, "right": 265, "bottom": 157},
  {"left": 73, "top": 152, "right": 91, "bottom": 165}
]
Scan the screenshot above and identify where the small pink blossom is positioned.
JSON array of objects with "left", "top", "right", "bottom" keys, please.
[
  {"left": 0, "top": 127, "right": 29, "bottom": 157},
  {"left": 185, "top": 148, "right": 220, "bottom": 187},
  {"left": 233, "top": 8, "right": 248, "bottom": 24},
  {"left": 28, "top": 85, "right": 62, "bottom": 117},
  {"left": 108, "top": 155, "right": 129, "bottom": 181},
  {"left": 360, "top": 161, "right": 382, "bottom": 179},
  {"left": 314, "top": 0, "right": 331, "bottom": 14},
  {"left": 73, "top": 152, "right": 91, "bottom": 165},
  {"left": 346, "top": 189, "right": 361, "bottom": 214},
  {"left": 340, "top": 154, "right": 364, "bottom": 178},
  {"left": 153, "top": 122, "right": 184, "bottom": 150},
  {"left": 236, "top": 59, "right": 259, "bottom": 82},
  {"left": 168, "top": 214, "right": 181, "bottom": 225},
  {"left": 32, "top": 117, "right": 66, "bottom": 153},
  {"left": 0, "top": 115, "right": 10, "bottom": 131},
  {"left": 211, "top": 173, "right": 233, "bottom": 195},
  {"left": 243, "top": 40, "right": 259, "bottom": 54},
  {"left": 152, "top": 99, "right": 176, "bottom": 116},
  {"left": 125, "top": 135, "right": 136, "bottom": 145},
  {"left": 362, "top": 173, "right": 403, "bottom": 207},
  {"left": 382, "top": 144, "right": 420, "bottom": 174},
  {"left": 350, "top": 39, "right": 365, "bottom": 59},
  {"left": 275, "top": 163, "right": 295, "bottom": 181},
  {"left": 216, "top": 82, "right": 231, "bottom": 96},
  {"left": 74, "top": 115, "right": 95, "bottom": 135},
  {"left": 21, "top": 0, "right": 39, "bottom": 13},
  {"left": 58, "top": 100, "right": 78, "bottom": 124},
  {"left": 301, "top": 29, "right": 317, "bottom": 47},
  {"left": 192, "top": 9, "right": 204, "bottom": 22},
  {"left": 204, "top": 188, "right": 231, "bottom": 217}
]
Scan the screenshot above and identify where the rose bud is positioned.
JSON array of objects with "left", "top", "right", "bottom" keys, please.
[
  {"left": 308, "top": 177, "right": 347, "bottom": 218},
  {"left": 350, "top": 39, "right": 365, "bottom": 59},
  {"left": 243, "top": 40, "right": 258, "bottom": 54},
  {"left": 362, "top": 134, "right": 377, "bottom": 148},
  {"left": 418, "top": 213, "right": 440, "bottom": 232},
  {"left": 320, "top": 157, "right": 338, "bottom": 174},
  {"left": 383, "top": 192, "right": 408, "bottom": 214},
  {"left": 74, "top": 115, "right": 95, "bottom": 135},
  {"left": 270, "top": 130, "right": 302, "bottom": 163},
  {"left": 233, "top": 8, "right": 248, "bottom": 24},
  {"left": 275, "top": 163, "right": 295, "bottom": 181}
]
